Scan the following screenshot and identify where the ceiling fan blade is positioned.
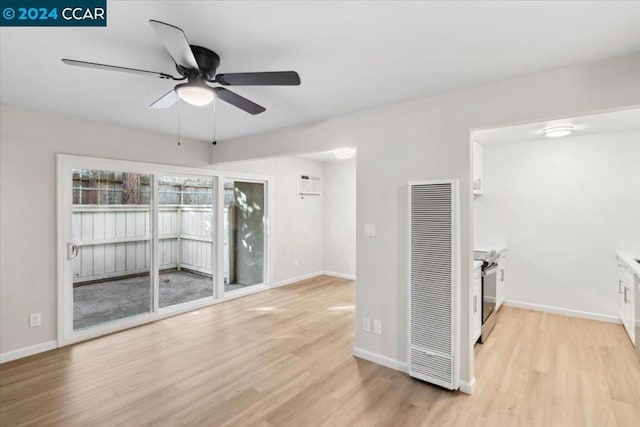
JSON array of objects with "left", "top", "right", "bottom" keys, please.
[
  {"left": 149, "top": 20, "right": 199, "bottom": 71},
  {"left": 149, "top": 89, "right": 178, "bottom": 109},
  {"left": 215, "top": 71, "right": 301, "bottom": 86},
  {"left": 62, "top": 59, "right": 179, "bottom": 80},
  {"left": 213, "top": 87, "right": 266, "bottom": 115}
]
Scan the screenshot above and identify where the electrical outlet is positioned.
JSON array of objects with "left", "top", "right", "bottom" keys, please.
[
  {"left": 29, "top": 313, "right": 41, "bottom": 328},
  {"left": 362, "top": 317, "right": 371, "bottom": 332},
  {"left": 373, "top": 320, "right": 382, "bottom": 335}
]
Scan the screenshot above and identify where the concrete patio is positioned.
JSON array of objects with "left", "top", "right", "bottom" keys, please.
[{"left": 73, "top": 270, "right": 247, "bottom": 330}]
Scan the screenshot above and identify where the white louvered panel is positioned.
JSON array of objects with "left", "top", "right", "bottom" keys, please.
[
  {"left": 408, "top": 180, "right": 459, "bottom": 390},
  {"left": 410, "top": 348, "right": 453, "bottom": 385}
]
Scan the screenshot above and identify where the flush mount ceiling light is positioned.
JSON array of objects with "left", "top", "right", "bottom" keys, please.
[
  {"left": 543, "top": 126, "right": 574, "bottom": 138},
  {"left": 175, "top": 78, "right": 215, "bottom": 106},
  {"left": 333, "top": 147, "right": 356, "bottom": 160}
]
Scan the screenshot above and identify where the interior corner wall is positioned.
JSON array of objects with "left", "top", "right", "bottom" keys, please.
[
  {"left": 322, "top": 158, "right": 356, "bottom": 278},
  {"left": 474, "top": 130, "right": 640, "bottom": 318},
  {"left": 209, "top": 53, "right": 640, "bottom": 386},
  {"left": 0, "top": 105, "right": 210, "bottom": 356},
  {"left": 214, "top": 157, "right": 324, "bottom": 285}
]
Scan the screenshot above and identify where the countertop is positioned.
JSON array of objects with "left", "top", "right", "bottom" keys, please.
[
  {"left": 617, "top": 251, "right": 640, "bottom": 278},
  {"left": 475, "top": 244, "right": 507, "bottom": 255}
]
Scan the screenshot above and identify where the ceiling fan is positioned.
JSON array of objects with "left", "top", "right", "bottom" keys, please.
[{"left": 62, "top": 20, "right": 301, "bottom": 115}]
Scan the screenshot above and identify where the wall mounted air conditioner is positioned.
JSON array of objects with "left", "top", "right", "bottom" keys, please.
[
  {"left": 408, "top": 179, "right": 460, "bottom": 390},
  {"left": 299, "top": 175, "right": 321, "bottom": 195}
]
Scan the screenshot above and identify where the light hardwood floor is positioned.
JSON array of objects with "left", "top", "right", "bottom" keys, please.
[{"left": 1, "top": 276, "right": 639, "bottom": 426}]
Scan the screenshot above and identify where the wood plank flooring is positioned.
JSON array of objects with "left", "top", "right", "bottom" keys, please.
[{"left": 1, "top": 276, "right": 639, "bottom": 426}]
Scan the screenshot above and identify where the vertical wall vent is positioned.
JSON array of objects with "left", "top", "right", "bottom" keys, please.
[{"left": 408, "top": 180, "right": 460, "bottom": 390}]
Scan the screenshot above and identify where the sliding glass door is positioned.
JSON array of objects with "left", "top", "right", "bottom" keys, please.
[
  {"left": 223, "top": 179, "right": 266, "bottom": 292},
  {"left": 71, "top": 169, "right": 153, "bottom": 331},
  {"left": 58, "top": 156, "right": 269, "bottom": 346},
  {"left": 158, "top": 175, "right": 215, "bottom": 308}
]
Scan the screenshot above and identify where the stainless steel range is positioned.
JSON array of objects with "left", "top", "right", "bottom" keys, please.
[{"left": 474, "top": 250, "right": 501, "bottom": 343}]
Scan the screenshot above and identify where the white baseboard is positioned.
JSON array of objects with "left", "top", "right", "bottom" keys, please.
[
  {"left": 0, "top": 340, "right": 58, "bottom": 364},
  {"left": 503, "top": 299, "right": 620, "bottom": 324},
  {"left": 271, "top": 271, "right": 324, "bottom": 288},
  {"left": 272, "top": 271, "right": 356, "bottom": 288},
  {"left": 322, "top": 271, "right": 356, "bottom": 280},
  {"left": 459, "top": 377, "right": 476, "bottom": 395},
  {"left": 352, "top": 347, "right": 476, "bottom": 394},
  {"left": 352, "top": 346, "right": 408, "bottom": 373}
]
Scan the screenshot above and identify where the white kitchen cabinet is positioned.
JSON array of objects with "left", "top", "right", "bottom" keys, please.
[
  {"left": 617, "top": 256, "right": 636, "bottom": 344},
  {"left": 496, "top": 251, "right": 507, "bottom": 310},
  {"left": 473, "top": 140, "right": 484, "bottom": 196},
  {"left": 472, "top": 265, "right": 482, "bottom": 343},
  {"left": 618, "top": 261, "right": 627, "bottom": 323}
]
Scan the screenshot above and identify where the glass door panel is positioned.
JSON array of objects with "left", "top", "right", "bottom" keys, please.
[
  {"left": 224, "top": 180, "right": 265, "bottom": 292},
  {"left": 158, "top": 175, "right": 215, "bottom": 308},
  {"left": 71, "top": 169, "right": 153, "bottom": 330}
]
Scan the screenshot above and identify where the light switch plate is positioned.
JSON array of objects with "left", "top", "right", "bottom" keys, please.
[
  {"left": 362, "top": 317, "right": 371, "bottom": 332},
  {"left": 373, "top": 320, "right": 382, "bottom": 335},
  {"left": 364, "top": 224, "right": 376, "bottom": 237},
  {"left": 29, "top": 313, "right": 41, "bottom": 328}
]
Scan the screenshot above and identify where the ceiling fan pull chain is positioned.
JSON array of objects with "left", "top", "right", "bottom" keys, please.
[
  {"left": 212, "top": 97, "right": 217, "bottom": 146},
  {"left": 177, "top": 99, "right": 182, "bottom": 146}
]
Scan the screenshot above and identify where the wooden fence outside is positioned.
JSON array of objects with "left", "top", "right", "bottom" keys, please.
[{"left": 72, "top": 205, "right": 214, "bottom": 284}]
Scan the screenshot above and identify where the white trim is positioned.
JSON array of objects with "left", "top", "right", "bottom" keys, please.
[
  {"left": 0, "top": 340, "right": 58, "bottom": 364},
  {"left": 223, "top": 284, "right": 270, "bottom": 299},
  {"left": 272, "top": 272, "right": 324, "bottom": 288},
  {"left": 503, "top": 300, "right": 620, "bottom": 324},
  {"left": 215, "top": 176, "right": 225, "bottom": 300},
  {"left": 353, "top": 347, "right": 408, "bottom": 373},
  {"left": 472, "top": 329, "right": 481, "bottom": 344},
  {"left": 272, "top": 271, "right": 356, "bottom": 288},
  {"left": 322, "top": 271, "right": 356, "bottom": 280},
  {"left": 152, "top": 174, "right": 160, "bottom": 315},
  {"left": 459, "top": 377, "right": 476, "bottom": 395}
]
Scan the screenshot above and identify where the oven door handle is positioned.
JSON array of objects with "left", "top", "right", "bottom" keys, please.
[{"left": 482, "top": 265, "right": 499, "bottom": 276}]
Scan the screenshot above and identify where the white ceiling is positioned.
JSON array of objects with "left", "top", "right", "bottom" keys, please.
[
  {"left": 473, "top": 107, "right": 640, "bottom": 145},
  {"left": 1, "top": 1, "right": 639, "bottom": 142}
]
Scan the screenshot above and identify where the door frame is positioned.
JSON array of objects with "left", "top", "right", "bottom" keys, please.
[
  {"left": 56, "top": 154, "right": 272, "bottom": 346},
  {"left": 222, "top": 176, "right": 271, "bottom": 297}
]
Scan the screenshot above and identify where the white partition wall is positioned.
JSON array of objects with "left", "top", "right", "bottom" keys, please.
[{"left": 408, "top": 180, "right": 460, "bottom": 390}]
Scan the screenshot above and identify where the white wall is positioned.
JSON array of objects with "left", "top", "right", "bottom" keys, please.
[
  {"left": 0, "top": 106, "right": 210, "bottom": 356},
  {"left": 323, "top": 158, "right": 356, "bottom": 277},
  {"left": 474, "top": 131, "right": 640, "bottom": 319},
  {"left": 216, "top": 156, "right": 357, "bottom": 282},
  {"left": 0, "top": 106, "right": 354, "bottom": 358},
  {"left": 215, "top": 157, "right": 324, "bottom": 285},
  {"left": 209, "top": 53, "right": 640, "bottom": 386},
  {"left": 3, "top": 52, "right": 640, "bottom": 385}
]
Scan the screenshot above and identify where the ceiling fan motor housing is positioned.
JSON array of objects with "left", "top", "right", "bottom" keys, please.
[{"left": 177, "top": 45, "right": 220, "bottom": 80}]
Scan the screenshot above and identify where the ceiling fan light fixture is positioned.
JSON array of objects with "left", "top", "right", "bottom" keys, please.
[
  {"left": 333, "top": 147, "right": 356, "bottom": 160},
  {"left": 543, "top": 125, "right": 574, "bottom": 138},
  {"left": 175, "top": 80, "right": 214, "bottom": 106}
]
